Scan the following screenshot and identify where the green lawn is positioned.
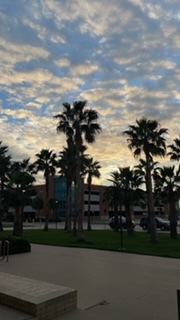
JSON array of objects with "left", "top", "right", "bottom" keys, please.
[{"left": 1, "top": 229, "right": 179, "bottom": 259}]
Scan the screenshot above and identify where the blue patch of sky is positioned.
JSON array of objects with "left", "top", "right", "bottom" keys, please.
[
  {"left": 2, "top": 113, "right": 27, "bottom": 126},
  {"left": 2, "top": 20, "right": 44, "bottom": 48},
  {"left": 0, "top": 0, "right": 29, "bottom": 14},
  {"left": 129, "top": 78, "right": 144, "bottom": 87},
  {"left": 50, "top": 20, "right": 101, "bottom": 62},
  {"left": 14, "top": 60, "right": 49, "bottom": 73},
  {"left": 170, "top": 97, "right": 180, "bottom": 104},
  {"left": 0, "top": 89, "right": 11, "bottom": 103}
]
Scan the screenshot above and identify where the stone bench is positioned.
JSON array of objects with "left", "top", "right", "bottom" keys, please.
[{"left": 0, "top": 272, "right": 77, "bottom": 320}]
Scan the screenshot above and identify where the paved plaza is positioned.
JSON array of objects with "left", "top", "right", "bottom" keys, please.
[{"left": 0, "top": 244, "right": 179, "bottom": 319}]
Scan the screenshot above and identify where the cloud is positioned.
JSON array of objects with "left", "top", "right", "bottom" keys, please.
[
  {"left": 0, "top": 0, "right": 179, "bottom": 185},
  {"left": 26, "top": 102, "right": 42, "bottom": 109},
  {"left": 0, "top": 37, "right": 50, "bottom": 66}
]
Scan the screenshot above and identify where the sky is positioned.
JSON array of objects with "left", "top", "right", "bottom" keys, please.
[{"left": 0, "top": 0, "right": 180, "bottom": 185}]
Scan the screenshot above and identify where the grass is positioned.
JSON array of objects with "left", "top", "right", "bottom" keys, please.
[{"left": 1, "top": 229, "right": 180, "bottom": 259}]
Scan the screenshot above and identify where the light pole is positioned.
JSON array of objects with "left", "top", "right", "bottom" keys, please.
[{"left": 55, "top": 200, "right": 58, "bottom": 230}]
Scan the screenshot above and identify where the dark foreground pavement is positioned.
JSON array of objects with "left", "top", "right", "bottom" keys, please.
[{"left": 0, "top": 244, "right": 179, "bottom": 320}]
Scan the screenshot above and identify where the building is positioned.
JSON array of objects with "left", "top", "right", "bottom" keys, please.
[
  {"left": 34, "top": 176, "right": 108, "bottom": 221},
  {"left": 7, "top": 176, "right": 168, "bottom": 221},
  {"left": 33, "top": 176, "right": 165, "bottom": 221}
]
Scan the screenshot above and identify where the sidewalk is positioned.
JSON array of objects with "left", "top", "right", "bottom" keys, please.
[{"left": 0, "top": 244, "right": 179, "bottom": 320}]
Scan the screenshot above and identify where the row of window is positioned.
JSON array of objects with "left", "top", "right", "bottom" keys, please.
[
  {"left": 84, "top": 201, "right": 99, "bottom": 205},
  {"left": 84, "top": 211, "right": 99, "bottom": 216},
  {"left": 84, "top": 191, "right": 99, "bottom": 195}
]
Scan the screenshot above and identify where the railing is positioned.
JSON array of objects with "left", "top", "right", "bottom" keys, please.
[{"left": 0, "top": 240, "right": 9, "bottom": 262}]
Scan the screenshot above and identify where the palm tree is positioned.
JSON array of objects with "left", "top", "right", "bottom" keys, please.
[
  {"left": 0, "top": 142, "right": 11, "bottom": 231},
  {"left": 120, "top": 167, "right": 144, "bottom": 236},
  {"left": 58, "top": 146, "right": 76, "bottom": 232},
  {"left": 34, "top": 149, "right": 57, "bottom": 231},
  {"left": 84, "top": 157, "right": 101, "bottom": 231},
  {"left": 54, "top": 101, "right": 101, "bottom": 241},
  {"left": 135, "top": 158, "right": 159, "bottom": 186},
  {"left": 168, "top": 135, "right": 180, "bottom": 161},
  {"left": 48, "top": 198, "right": 58, "bottom": 226},
  {"left": 106, "top": 171, "right": 123, "bottom": 232},
  {"left": 31, "top": 196, "right": 44, "bottom": 220},
  {"left": 109, "top": 167, "right": 144, "bottom": 236},
  {"left": 135, "top": 158, "right": 159, "bottom": 231},
  {"left": 124, "top": 117, "right": 168, "bottom": 242},
  {"left": 153, "top": 165, "right": 180, "bottom": 238},
  {"left": 5, "top": 160, "right": 36, "bottom": 237},
  {"left": 58, "top": 144, "right": 88, "bottom": 233}
]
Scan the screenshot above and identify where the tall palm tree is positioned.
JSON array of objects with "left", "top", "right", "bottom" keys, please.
[
  {"left": 123, "top": 117, "right": 168, "bottom": 242},
  {"left": 153, "top": 165, "right": 180, "bottom": 239},
  {"left": 0, "top": 141, "right": 11, "bottom": 231},
  {"left": 5, "top": 159, "right": 36, "bottom": 237},
  {"left": 58, "top": 146, "right": 76, "bottom": 232},
  {"left": 84, "top": 157, "right": 101, "bottom": 231},
  {"left": 58, "top": 144, "right": 88, "bottom": 233},
  {"left": 54, "top": 101, "right": 101, "bottom": 241},
  {"left": 34, "top": 149, "right": 57, "bottom": 231}
]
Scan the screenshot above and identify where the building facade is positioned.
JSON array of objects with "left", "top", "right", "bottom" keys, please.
[
  {"left": 34, "top": 176, "right": 166, "bottom": 221},
  {"left": 34, "top": 176, "right": 108, "bottom": 220}
]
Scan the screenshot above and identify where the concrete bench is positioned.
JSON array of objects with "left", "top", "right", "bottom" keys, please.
[{"left": 0, "top": 272, "right": 77, "bottom": 320}]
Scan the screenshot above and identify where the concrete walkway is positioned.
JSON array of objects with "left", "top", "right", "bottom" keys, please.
[{"left": 0, "top": 244, "right": 179, "bottom": 320}]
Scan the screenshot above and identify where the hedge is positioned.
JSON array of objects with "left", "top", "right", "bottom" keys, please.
[{"left": 0, "top": 236, "right": 31, "bottom": 255}]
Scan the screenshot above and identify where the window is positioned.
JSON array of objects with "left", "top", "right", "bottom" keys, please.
[
  {"left": 84, "top": 201, "right": 99, "bottom": 205},
  {"left": 84, "top": 191, "right": 99, "bottom": 195}
]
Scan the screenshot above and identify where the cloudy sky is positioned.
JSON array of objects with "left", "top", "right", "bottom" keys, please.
[{"left": 0, "top": 0, "right": 180, "bottom": 185}]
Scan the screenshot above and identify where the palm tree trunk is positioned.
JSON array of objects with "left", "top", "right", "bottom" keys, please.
[
  {"left": 114, "top": 204, "right": 119, "bottom": 232},
  {"left": 77, "top": 177, "right": 84, "bottom": 240},
  {"left": 67, "top": 181, "right": 72, "bottom": 232},
  {"left": 72, "top": 181, "right": 77, "bottom": 236},
  {"left": 76, "top": 144, "right": 84, "bottom": 241},
  {"left": 125, "top": 201, "right": 134, "bottom": 236},
  {"left": 0, "top": 181, "right": 5, "bottom": 231},
  {"left": 169, "top": 199, "right": 177, "bottom": 239},
  {"left": 146, "top": 155, "right": 158, "bottom": 242},
  {"left": 13, "top": 206, "right": 23, "bottom": 237},
  {"left": 44, "top": 214, "right": 49, "bottom": 231},
  {"left": 44, "top": 175, "right": 49, "bottom": 232},
  {"left": 87, "top": 178, "right": 92, "bottom": 231}
]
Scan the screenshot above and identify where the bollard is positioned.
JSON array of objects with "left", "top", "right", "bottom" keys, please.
[{"left": 177, "top": 289, "right": 180, "bottom": 320}]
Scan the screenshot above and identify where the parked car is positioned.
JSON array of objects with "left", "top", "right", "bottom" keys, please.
[
  {"left": 109, "top": 216, "right": 136, "bottom": 230},
  {"left": 140, "top": 217, "right": 170, "bottom": 231}
]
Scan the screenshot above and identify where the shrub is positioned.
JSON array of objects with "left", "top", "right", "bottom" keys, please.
[{"left": 0, "top": 236, "right": 31, "bottom": 255}]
